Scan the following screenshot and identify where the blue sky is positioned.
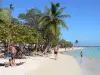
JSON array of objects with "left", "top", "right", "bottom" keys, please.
[{"left": 1, "top": 0, "right": 100, "bottom": 46}]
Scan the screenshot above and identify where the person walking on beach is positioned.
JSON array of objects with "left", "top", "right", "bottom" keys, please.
[
  {"left": 9, "top": 42, "right": 17, "bottom": 66},
  {"left": 54, "top": 45, "right": 59, "bottom": 60},
  {"left": 65, "top": 46, "right": 67, "bottom": 51},
  {"left": 80, "top": 51, "right": 83, "bottom": 63},
  {"left": 72, "top": 46, "right": 74, "bottom": 50}
]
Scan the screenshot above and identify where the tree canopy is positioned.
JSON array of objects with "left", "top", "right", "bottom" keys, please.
[{"left": 0, "top": 2, "right": 73, "bottom": 53}]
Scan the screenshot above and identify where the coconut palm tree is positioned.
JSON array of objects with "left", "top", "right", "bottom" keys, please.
[
  {"left": 40, "top": 2, "right": 70, "bottom": 36},
  {"left": 75, "top": 40, "right": 79, "bottom": 47},
  {"left": 39, "top": 2, "right": 70, "bottom": 53},
  {"left": 10, "top": 4, "right": 14, "bottom": 10}
]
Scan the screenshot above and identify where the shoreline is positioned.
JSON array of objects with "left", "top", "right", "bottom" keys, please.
[{"left": 59, "top": 47, "right": 85, "bottom": 52}]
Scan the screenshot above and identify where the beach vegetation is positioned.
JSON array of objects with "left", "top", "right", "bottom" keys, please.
[{"left": 0, "top": 2, "right": 73, "bottom": 57}]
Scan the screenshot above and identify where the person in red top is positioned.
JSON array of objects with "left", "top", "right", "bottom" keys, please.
[{"left": 9, "top": 42, "right": 17, "bottom": 66}]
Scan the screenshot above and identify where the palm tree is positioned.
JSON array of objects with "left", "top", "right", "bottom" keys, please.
[
  {"left": 40, "top": 2, "right": 70, "bottom": 53},
  {"left": 75, "top": 40, "right": 79, "bottom": 47},
  {"left": 10, "top": 4, "right": 14, "bottom": 10},
  {"left": 41, "top": 2, "right": 70, "bottom": 35},
  {"left": 0, "top": 7, "right": 13, "bottom": 52},
  {"left": 6, "top": 4, "right": 14, "bottom": 52}
]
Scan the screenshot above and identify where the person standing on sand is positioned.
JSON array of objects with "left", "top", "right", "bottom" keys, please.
[
  {"left": 65, "top": 46, "right": 67, "bottom": 51},
  {"left": 9, "top": 42, "right": 17, "bottom": 66},
  {"left": 54, "top": 45, "right": 59, "bottom": 60},
  {"left": 72, "top": 46, "right": 74, "bottom": 50}
]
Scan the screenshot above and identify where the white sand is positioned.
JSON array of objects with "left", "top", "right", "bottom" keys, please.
[
  {"left": 28, "top": 48, "right": 83, "bottom": 75},
  {"left": 0, "top": 57, "right": 47, "bottom": 75},
  {"left": 0, "top": 47, "right": 84, "bottom": 75}
]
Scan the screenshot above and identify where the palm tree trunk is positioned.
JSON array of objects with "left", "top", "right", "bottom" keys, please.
[{"left": 43, "top": 41, "right": 52, "bottom": 54}]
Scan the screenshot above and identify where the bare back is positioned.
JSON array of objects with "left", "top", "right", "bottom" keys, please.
[{"left": 10, "top": 46, "right": 16, "bottom": 54}]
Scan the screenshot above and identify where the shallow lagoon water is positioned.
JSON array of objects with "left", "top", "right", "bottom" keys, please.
[{"left": 63, "top": 48, "right": 100, "bottom": 75}]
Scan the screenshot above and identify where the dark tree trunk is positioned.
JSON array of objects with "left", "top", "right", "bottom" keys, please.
[
  {"left": 43, "top": 42, "right": 52, "bottom": 54},
  {"left": 3, "top": 41, "right": 8, "bottom": 56}
]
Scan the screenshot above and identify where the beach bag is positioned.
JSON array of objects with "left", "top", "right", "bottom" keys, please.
[{"left": 4, "top": 62, "right": 10, "bottom": 67}]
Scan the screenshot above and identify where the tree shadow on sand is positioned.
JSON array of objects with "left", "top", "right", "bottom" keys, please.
[{"left": 0, "top": 62, "right": 25, "bottom": 66}]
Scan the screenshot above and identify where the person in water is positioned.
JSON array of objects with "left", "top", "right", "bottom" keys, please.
[
  {"left": 80, "top": 51, "right": 83, "bottom": 57},
  {"left": 80, "top": 51, "right": 83, "bottom": 63}
]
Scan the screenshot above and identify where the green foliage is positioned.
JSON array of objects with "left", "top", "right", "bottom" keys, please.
[
  {"left": 40, "top": 2, "right": 70, "bottom": 37},
  {"left": 0, "top": 8, "right": 12, "bottom": 23},
  {"left": 56, "top": 3, "right": 60, "bottom": 7},
  {"left": 0, "top": 12, "right": 4, "bottom": 23},
  {"left": 12, "top": 25, "right": 38, "bottom": 44},
  {"left": 18, "top": 8, "right": 46, "bottom": 44},
  {"left": 18, "top": 13, "right": 26, "bottom": 19},
  {"left": 18, "top": 8, "right": 42, "bottom": 29},
  {"left": 11, "top": 18, "right": 23, "bottom": 24},
  {"left": 39, "top": 2, "right": 70, "bottom": 46},
  {"left": 52, "top": 37, "right": 60, "bottom": 47},
  {"left": 59, "top": 39, "right": 73, "bottom": 47},
  {"left": 0, "top": 2, "right": 72, "bottom": 49},
  {"left": 0, "top": 23, "right": 39, "bottom": 44}
]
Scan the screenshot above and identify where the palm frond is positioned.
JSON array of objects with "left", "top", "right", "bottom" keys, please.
[
  {"left": 55, "top": 24, "right": 60, "bottom": 36},
  {"left": 39, "top": 15, "right": 51, "bottom": 27},
  {"left": 51, "top": 2, "right": 57, "bottom": 14},
  {"left": 58, "top": 20, "right": 68, "bottom": 30},
  {"left": 55, "top": 7, "right": 66, "bottom": 16},
  {"left": 48, "top": 24, "right": 60, "bottom": 36},
  {"left": 38, "top": 14, "right": 47, "bottom": 23},
  {"left": 49, "top": 24, "right": 55, "bottom": 35},
  {"left": 45, "top": 6, "right": 52, "bottom": 15},
  {"left": 58, "top": 14, "right": 71, "bottom": 18},
  {"left": 18, "top": 13, "right": 26, "bottom": 19},
  {"left": 56, "top": 3, "right": 60, "bottom": 7}
]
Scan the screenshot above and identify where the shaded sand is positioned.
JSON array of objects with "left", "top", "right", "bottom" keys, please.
[
  {"left": 28, "top": 48, "right": 83, "bottom": 75},
  {"left": 0, "top": 57, "right": 47, "bottom": 75}
]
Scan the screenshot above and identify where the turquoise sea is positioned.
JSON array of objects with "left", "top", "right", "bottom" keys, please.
[{"left": 63, "top": 48, "right": 100, "bottom": 75}]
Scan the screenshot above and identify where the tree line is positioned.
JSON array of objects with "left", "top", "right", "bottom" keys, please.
[{"left": 0, "top": 2, "right": 73, "bottom": 56}]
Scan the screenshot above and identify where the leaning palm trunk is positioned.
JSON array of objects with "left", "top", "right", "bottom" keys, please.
[
  {"left": 35, "top": 44, "right": 38, "bottom": 56},
  {"left": 43, "top": 42, "right": 52, "bottom": 54}
]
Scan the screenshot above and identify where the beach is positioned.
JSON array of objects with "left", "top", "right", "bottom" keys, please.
[
  {"left": 0, "top": 56, "right": 47, "bottom": 75},
  {"left": 0, "top": 47, "right": 83, "bottom": 75}
]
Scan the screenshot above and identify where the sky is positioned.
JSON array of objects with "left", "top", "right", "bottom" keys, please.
[{"left": 1, "top": 0, "right": 100, "bottom": 46}]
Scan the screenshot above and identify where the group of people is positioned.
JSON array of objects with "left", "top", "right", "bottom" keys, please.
[
  {"left": 53, "top": 45, "right": 83, "bottom": 63},
  {"left": 5, "top": 41, "right": 83, "bottom": 66}
]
